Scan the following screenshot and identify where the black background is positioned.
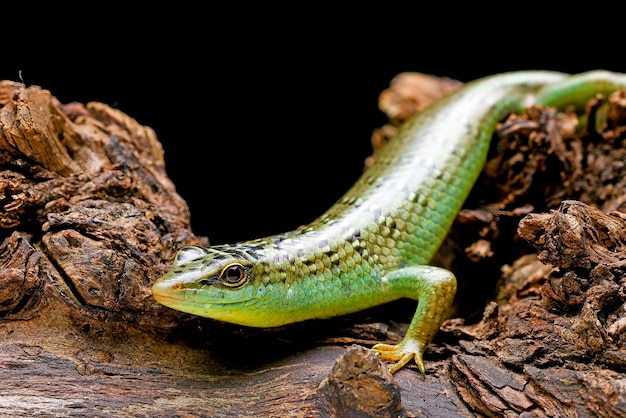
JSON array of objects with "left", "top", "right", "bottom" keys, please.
[{"left": 3, "top": 10, "right": 624, "bottom": 245}]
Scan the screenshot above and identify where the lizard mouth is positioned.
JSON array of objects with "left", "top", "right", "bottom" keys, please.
[
  {"left": 151, "top": 283, "right": 222, "bottom": 316},
  {"left": 151, "top": 279, "right": 179, "bottom": 299},
  {"left": 151, "top": 280, "right": 270, "bottom": 327},
  {"left": 151, "top": 277, "right": 254, "bottom": 307},
  {"left": 151, "top": 282, "right": 185, "bottom": 312},
  {"left": 151, "top": 280, "right": 205, "bottom": 311}
]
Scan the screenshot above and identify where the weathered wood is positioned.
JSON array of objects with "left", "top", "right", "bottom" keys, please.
[{"left": 2, "top": 75, "right": 626, "bottom": 417}]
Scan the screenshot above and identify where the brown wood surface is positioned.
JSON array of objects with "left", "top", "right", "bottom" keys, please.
[{"left": 1, "top": 74, "right": 626, "bottom": 417}]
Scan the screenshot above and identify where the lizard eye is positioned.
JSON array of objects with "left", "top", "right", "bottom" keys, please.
[{"left": 220, "top": 263, "right": 247, "bottom": 287}]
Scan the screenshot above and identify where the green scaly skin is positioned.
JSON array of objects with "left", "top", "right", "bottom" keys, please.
[{"left": 152, "top": 70, "right": 626, "bottom": 374}]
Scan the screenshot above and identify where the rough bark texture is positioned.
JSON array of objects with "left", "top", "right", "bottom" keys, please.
[{"left": 2, "top": 73, "right": 626, "bottom": 417}]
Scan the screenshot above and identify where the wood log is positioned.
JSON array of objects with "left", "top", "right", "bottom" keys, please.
[{"left": 2, "top": 74, "right": 626, "bottom": 417}]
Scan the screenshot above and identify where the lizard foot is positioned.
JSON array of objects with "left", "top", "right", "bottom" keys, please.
[{"left": 371, "top": 341, "right": 425, "bottom": 374}]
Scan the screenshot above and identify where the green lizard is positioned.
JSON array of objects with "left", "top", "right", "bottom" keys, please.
[{"left": 152, "top": 70, "right": 626, "bottom": 374}]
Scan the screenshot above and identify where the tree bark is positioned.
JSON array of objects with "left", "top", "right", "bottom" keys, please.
[{"left": 2, "top": 74, "right": 626, "bottom": 417}]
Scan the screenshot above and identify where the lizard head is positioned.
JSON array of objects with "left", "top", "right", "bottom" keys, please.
[{"left": 151, "top": 245, "right": 268, "bottom": 326}]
